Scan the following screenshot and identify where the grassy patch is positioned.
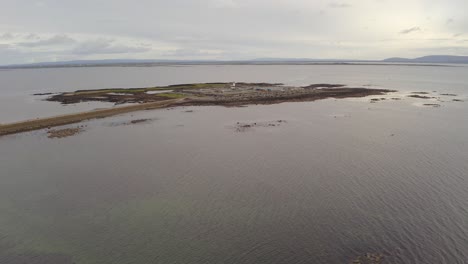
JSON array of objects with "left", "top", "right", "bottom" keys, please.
[
  {"left": 74, "top": 89, "right": 147, "bottom": 95},
  {"left": 72, "top": 83, "right": 228, "bottom": 95}
]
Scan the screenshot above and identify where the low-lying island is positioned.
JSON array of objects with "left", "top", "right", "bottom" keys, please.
[{"left": 0, "top": 82, "right": 395, "bottom": 136}]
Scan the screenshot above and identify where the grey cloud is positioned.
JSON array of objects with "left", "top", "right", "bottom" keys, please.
[
  {"left": 210, "top": 0, "right": 238, "bottom": 8},
  {"left": 25, "top": 33, "right": 40, "bottom": 40},
  {"left": 0, "top": 44, "right": 25, "bottom": 64},
  {"left": 164, "top": 48, "right": 224, "bottom": 57},
  {"left": 399, "top": 27, "right": 421, "bottom": 34},
  {"left": 453, "top": 33, "right": 463, "bottom": 37},
  {"left": 0, "top": 33, "right": 14, "bottom": 40},
  {"left": 72, "top": 39, "right": 151, "bottom": 55},
  {"left": 18, "top": 34, "right": 76, "bottom": 47},
  {"left": 1, "top": 0, "right": 468, "bottom": 64},
  {"left": 412, "top": 46, "right": 468, "bottom": 55},
  {"left": 379, "top": 38, "right": 453, "bottom": 42},
  {"left": 329, "top": 2, "right": 351, "bottom": 8}
]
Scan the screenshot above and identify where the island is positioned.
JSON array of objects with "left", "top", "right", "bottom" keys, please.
[{"left": 0, "top": 82, "right": 395, "bottom": 136}]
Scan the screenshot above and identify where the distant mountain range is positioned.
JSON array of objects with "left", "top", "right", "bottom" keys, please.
[
  {"left": 2, "top": 59, "right": 210, "bottom": 67},
  {"left": 0, "top": 59, "right": 369, "bottom": 68},
  {"left": 2, "top": 55, "right": 468, "bottom": 68},
  {"left": 382, "top": 55, "right": 468, "bottom": 64}
]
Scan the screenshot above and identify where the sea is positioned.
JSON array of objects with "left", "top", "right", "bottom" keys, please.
[{"left": 0, "top": 64, "right": 467, "bottom": 263}]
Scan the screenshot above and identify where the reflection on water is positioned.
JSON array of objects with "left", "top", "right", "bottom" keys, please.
[
  {"left": 0, "top": 65, "right": 468, "bottom": 263},
  {"left": 1, "top": 97, "right": 468, "bottom": 263}
]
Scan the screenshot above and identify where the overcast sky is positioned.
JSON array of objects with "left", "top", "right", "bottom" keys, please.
[{"left": 1, "top": 0, "right": 467, "bottom": 64}]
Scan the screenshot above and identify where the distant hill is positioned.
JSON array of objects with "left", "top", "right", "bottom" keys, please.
[
  {"left": 2, "top": 55, "right": 468, "bottom": 68},
  {"left": 0, "top": 58, "right": 371, "bottom": 68},
  {"left": 27, "top": 59, "right": 162, "bottom": 66},
  {"left": 2, "top": 59, "right": 212, "bottom": 68},
  {"left": 383, "top": 55, "right": 468, "bottom": 64},
  {"left": 251, "top": 58, "right": 368, "bottom": 62}
]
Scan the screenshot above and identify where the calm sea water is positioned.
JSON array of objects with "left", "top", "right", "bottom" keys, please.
[
  {"left": 0, "top": 64, "right": 467, "bottom": 123},
  {"left": 0, "top": 65, "right": 467, "bottom": 263}
]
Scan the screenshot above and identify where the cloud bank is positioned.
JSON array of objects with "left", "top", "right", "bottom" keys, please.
[{"left": 0, "top": 0, "right": 467, "bottom": 64}]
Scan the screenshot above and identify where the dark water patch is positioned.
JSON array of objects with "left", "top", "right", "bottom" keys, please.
[{"left": 0, "top": 254, "right": 74, "bottom": 264}]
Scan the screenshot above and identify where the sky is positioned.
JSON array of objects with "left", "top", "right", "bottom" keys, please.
[{"left": 0, "top": 0, "right": 467, "bottom": 64}]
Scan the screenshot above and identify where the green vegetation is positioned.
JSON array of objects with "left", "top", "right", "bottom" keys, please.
[
  {"left": 74, "top": 88, "right": 148, "bottom": 95},
  {"left": 72, "top": 83, "right": 229, "bottom": 96}
]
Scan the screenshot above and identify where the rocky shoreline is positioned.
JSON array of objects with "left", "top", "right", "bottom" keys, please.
[{"left": 46, "top": 82, "right": 394, "bottom": 106}]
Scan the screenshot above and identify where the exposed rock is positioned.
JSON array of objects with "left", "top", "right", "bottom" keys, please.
[
  {"left": 423, "top": 103, "right": 441, "bottom": 107},
  {"left": 234, "top": 120, "right": 287, "bottom": 132},
  {"left": 408, "top": 95, "right": 434, "bottom": 99},
  {"left": 33, "top": 92, "right": 54, "bottom": 96},
  {"left": 47, "top": 127, "right": 82, "bottom": 138}
]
